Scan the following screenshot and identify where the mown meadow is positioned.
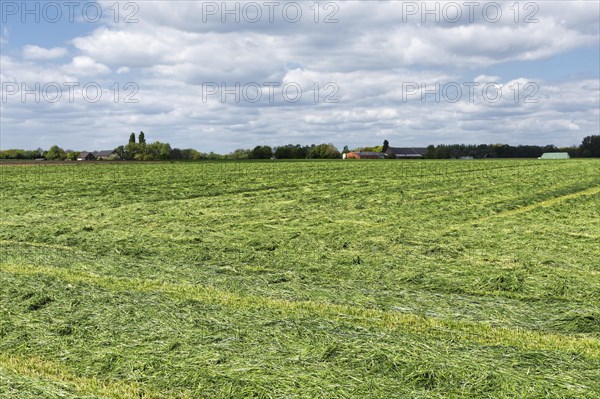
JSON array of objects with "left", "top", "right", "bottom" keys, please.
[{"left": 0, "top": 159, "right": 599, "bottom": 398}]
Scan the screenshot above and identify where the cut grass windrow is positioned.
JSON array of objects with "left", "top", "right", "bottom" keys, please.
[
  {"left": 2, "top": 262, "right": 599, "bottom": 359},
  {"left": 0, "top": 240, "right": 77, "bottom": 251},
  {"left": 0, "top": 353, "right": 189, "bottom": 399}
]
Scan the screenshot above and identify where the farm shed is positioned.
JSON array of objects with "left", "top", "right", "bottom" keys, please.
[
  {"left": 345, "top": 151, "right": 385, "bottom": 159},
  {"left": 385, "top": 147, "right": 428, "bottom": 158},
  {"left": 94, "top": 150, "right": 117, "bottom": 160},
  {"left": 77, "top": 152, "right": 96, "bottom": 161},
  {"left": 538, "top": 152, "right": 570, "bottom": 159}
]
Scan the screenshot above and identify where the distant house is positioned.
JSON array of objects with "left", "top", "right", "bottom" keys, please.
[
  {"left": 94, "top": 150, "right": 116, "bottom": 160},
  {"left": 538, "top": 152, "right": 570, "bottom": 160},
  {"left": 385, "top": 147, "right": 428, "bottom": 158},
  {"left": 345, "top": 151, "right": 385, "bottom": 159},
  {"left": 77, "top": 151, "right": 96, "bottom": 161}
]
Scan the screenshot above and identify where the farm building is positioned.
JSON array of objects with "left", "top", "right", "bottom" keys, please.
[
  {"left": 345, "top": 151, "right": 385, "bottom": 159},
  {"left": 385, "top": 147, "right": 428, "bottom": 158},
  {"left": 77, "top": 152, "right": 96, "bottom": 161},
  {"left": 94, "top": 150, "right": 117, "bottom": 160},
  {"left": 538, "top": 152, "right": 570, "bottom": 159}
]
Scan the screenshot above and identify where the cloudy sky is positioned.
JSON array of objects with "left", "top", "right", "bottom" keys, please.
[{"left": 1, "top": 1, "right": 598, "bottom": 152}]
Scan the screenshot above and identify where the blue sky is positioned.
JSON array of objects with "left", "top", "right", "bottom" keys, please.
[
  {"left": 1, "top": 1, "right": 599, "bottom": 152},
  {"left": 480, "top": 46, "right": 600, "bottom": 82}
]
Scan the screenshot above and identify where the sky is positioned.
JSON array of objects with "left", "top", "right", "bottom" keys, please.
[{"left": 0, "top": 0, "right": 599, "bottom": 152}]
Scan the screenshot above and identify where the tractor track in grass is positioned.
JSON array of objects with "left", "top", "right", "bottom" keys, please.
[
  {"left": 490, "top": 185, "right": 600, "bottom": 219},
  {"left": 2, "top": 262, "right": 599, "bottom": 359},
  {"left": 444, "top": 185, "right": 600, "bottom": 233}
]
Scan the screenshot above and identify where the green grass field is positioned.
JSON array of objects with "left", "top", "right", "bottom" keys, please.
[{"left": 1, "top": 159, "right": 599, "bottom": 398}]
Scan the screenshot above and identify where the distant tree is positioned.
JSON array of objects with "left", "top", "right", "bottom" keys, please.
[
  {"left": 274, "top": 145, "right": 295, "bottom": 159},
  {"left": 342, "top": 145, "right": 350, "bottom": 154},
  {"left": 0, "top": 149, "right": 40, "bottom": 159},
  {"left": 207, "top": 152, "right": 223, "bottom": 160},
  {"left": 181, "top": 149, "right": 203, "bottom": 160},
  {"left": 423, "top": 143, "right": 569, "bottom": 159},
  {"left": 542, "top": 144, "right": 557, "bottom": 155},
  {"left": 450, "top": 147, "right": 462, "bottom": 159},
  {"left": 45, "top": 145, "right": 67, "bottom": 160},
  {"left": 125, "top": 142, "right": 140, "bottom": 160},
  {"left": 145, "top": 141, "right": 171, "bottom": 160},
  {"left": 250, "top": 146, "right": 273, "bottom": 159},
  {"left": 309, "top": 143, "right": 340, "bottom": 159},
  {"left": 114, "top": 145, "right": 127, "bottom": 160},
  {"left": 273, "top": 144, "right": 312, "bottom": 159},
  {"left": 580, "top": 135, "right": 600, "bottom": 157},
  {"left": 382, "top": 140, "right": 389, "bottom": 153},
  {"left": 159, "top": 142, "right": 171, "bottom": 160},
  {"left": 358, "top": 146, "right": 383, "bottom": 153},
  {"left": 229, "top": 149, "right": 251, "bottom": 159},
  {"left": 138, "top": 131, "right": 146, "bottom": 145},
  {"left": 66, "top": 151, "right": 79, "bottom": 161},
  {"left": 425, "top": 145, "right": 436, "bottom": 159},
  {"left": 129, "top": 133, "right": 136, "bottom": 144},
  {"left": 170, "top": 148, "right": 182, "bottom": 160},
  {"left": 263, "top": 146, "right": 273, "bottom": 159},
  {"left": 250, "top": 146, "right": 261, "bottom": 159}
]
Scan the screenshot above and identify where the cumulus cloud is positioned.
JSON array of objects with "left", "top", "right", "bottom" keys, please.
[
  {"left": 23, "top": 45, "right": 68, "bottom": 60},
  {"left": 63, "top": 56, "right": 111, "bottom": 76}
]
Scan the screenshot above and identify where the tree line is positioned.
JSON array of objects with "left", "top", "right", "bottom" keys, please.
[
  {"left": 1, "top": 134, "right": 598, "bottom": 160},
  {"left": 0, "top": 146, "right": 79, "bottom": 161},
  {"left": 425, "top": 135, "right": 600, "bottom": 159},
  {"left": 112, "top": 134, "right": 341, "bottom": 160}
]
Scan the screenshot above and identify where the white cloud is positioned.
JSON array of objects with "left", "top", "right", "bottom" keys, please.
[
  {"left": 63, "top": 56, "right": 111, "bottom": 77},
  {"left": 23, "top": 45, "right": 67, "bottom": 60},
  {"left": 0, "top": 56, "right": 73, "bottom": 83},
  {"left": 474, "top": 75, "right": 500, "bottom": 83}
]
